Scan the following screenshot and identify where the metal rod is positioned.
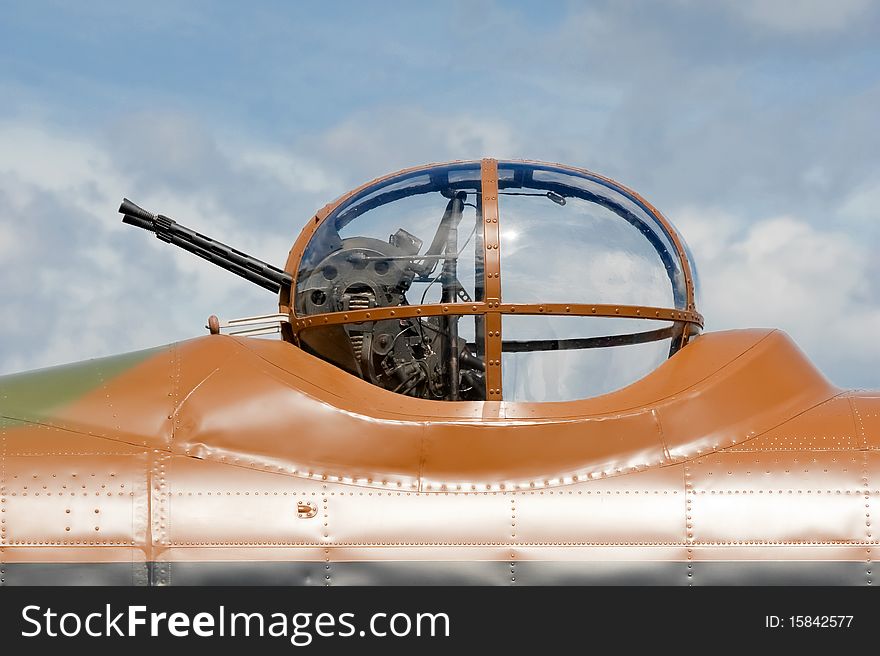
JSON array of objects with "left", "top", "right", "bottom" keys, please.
[{"left": 440, "top": 193, "right": 465, "bottom": 400}]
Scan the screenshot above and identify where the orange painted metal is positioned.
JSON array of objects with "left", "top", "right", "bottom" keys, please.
[
  {"left": 480, "top": 158, "right": 503, "bottom": 398},
  {"left": 2, "top": 327, "right": 876, "bottom": 580}
]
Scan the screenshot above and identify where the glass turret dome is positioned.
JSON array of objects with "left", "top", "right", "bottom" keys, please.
[{"left": 280, "top": 159, "right": 702, "bottom": 402}]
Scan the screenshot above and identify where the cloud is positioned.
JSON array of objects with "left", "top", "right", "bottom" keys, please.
[
  {"left": 839, "top": 179, "right": 880, "bottom": 226},
  {"left": 1, "top": 111, "right": 877, "bottom": 393},
  {"left": 675, "top": 206, "right": 880, "bottom": 388},
  {"left": 722, "top": 0, "right": 874, "bottom": 34},
  {"left": 0, "top": 110, "right": 520, "bottom": 375},
  {"left": 0, "top": 117, "right": 320, "bottom": 374},
  {"left": 1, "top": 2, "right": 878, "bottom": 393},
  {"left": 300, "top": 107, "right": 523, "bottom": 184}
]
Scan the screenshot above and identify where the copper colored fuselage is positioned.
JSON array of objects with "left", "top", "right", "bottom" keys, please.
[{"left": 1, "top": 327, "right": 877, "bottom": 585}]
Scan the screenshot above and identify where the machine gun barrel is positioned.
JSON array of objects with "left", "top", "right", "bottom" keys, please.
[{"left": 119, "top": 198, "right": 293, "bottom": 293}]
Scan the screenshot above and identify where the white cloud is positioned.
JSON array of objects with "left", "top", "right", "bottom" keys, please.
[
  {"left": 0, "top": 124, "right": 126, "bottom": 215},
  {"left": 305, "top": 108, "right": 523, "bottom": 181},
  {"left": 0, "top": 110, "right": 520, "bottom": 375},
  {"left": 0, "top": 119, "right": 294, "bottom": 374},
  {"left": 1, "top": 110, "right": 877, "bottom": 393},
  {"left": 838, "top": 179, "right": 880, "bottom": 225},
  {"left": 236, "top": 149, "right": 342, "bottom": 196},
  {"left": 675, "top": 206, "right": 879, "bottom": 387},
  {"left": 723, "top": 0, "right": 873, "bottom": 33}
]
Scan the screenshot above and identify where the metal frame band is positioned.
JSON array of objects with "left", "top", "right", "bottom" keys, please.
[
  {"left": 481, "top": 158, "right": 503, "bottom": 398},
  {"left": 291, "top": 302, "right": 703, "bottom": 331}
]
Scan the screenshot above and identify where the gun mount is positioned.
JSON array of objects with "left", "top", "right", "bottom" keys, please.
[{"left": 119, "top": 160, "right": 705, "bottom": 404}]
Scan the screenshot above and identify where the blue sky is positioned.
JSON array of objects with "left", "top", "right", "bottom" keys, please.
[{"left": 0, "top": 0, "right": 878, "bottom": 388}]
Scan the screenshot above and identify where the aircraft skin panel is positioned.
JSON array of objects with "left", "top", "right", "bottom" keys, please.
[
  {"left": 1, "top": 329, "right": 877, "bottom": 585},
  {"left": 0, "top": 347, "right": 163, "bottom": 431},
  {"left": 2, "top": 327, "right": 834, "bottom": 490},
  {"left": 0, "top": 560, "right": 871, "bottom": 586},
  {"left": 852, "top": 393, "right": 880, "bottom": 450}
]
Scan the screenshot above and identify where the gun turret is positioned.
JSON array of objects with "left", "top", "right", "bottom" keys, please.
[{"left": 119, "top": 199, "right": 293, "bottom": 293}]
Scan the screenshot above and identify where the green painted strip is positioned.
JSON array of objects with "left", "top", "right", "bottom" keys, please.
[{"left": 0, "top": 345, "right": 170, "bottom": 429}]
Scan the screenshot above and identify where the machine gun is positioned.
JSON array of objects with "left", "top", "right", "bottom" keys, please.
[{"left": 119, "top": 199, "right": 292, "bottom": 293}]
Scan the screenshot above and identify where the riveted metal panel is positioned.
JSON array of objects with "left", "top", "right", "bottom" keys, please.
[
  {"left": 327, "top": 546, "right": 511, "bottom": 562},
  {"left": 687, "top": 450, "right": 871, "bottom": 543},
  {"left": 1, "top": 546, "right": 149, "bottom": 586},
  {"left": 690, "top": 561, "right": 867, "bottom": 585},
  {"left": 688, "top": 451, "right": 865, "bottom": 492},
  {"left": 513, "top": 561, "right": 686, "bottom": 585},
  {"left": 2, "top": 425, "right": 147, "bottom": 456},
  {"left": 419, "top": 411, "right": 665, "bottom": 490},
  {"left": 3, "top": 453, "right": 148, "bottom": 546},
  {"left": 1, "top": 559, "right": 870, "bottom": 586},
  {"left": 853, "top": 393, "right": 880, "bottom": 449},
  {"left": 689, "top": 491, "right": 866, "bottom": 544},
  {"left": 480, "top": 157, "right": 503, "bottom": 399},
  {"left": 728, "top": 395, "right": 861, "bottom": 452},
  {"left": 1, "top": 562, "right": 148, "bottom": 586},
  {"left": 328, "top": 489, "right": 510, "bottom": 545},
  {"left": 162, "top": 457, "right": 326, "bottom": 546},
  {"left": 660, "top": 335, "right": 837, "bottom": 461},
  {"left": 864, "top": 451, "right": 878, "bottom": 544},
  {"left": 163, "top": 561, "right": 327, "bottom": 586},
  {"left": 328, "top": 561, "right": 508, "bottom": 585},
  {"left": 173, "top": 349, "right": 423, "bottom": 489},
  {"left": 513, "top": 469, "right": 686, "bottom": 545},
  {"left": 159, "top": 546, "right": 328, "bottom": 562}
]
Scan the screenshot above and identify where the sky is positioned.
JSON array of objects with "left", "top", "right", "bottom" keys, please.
[{"left": 0, "top": 0, "right": 878, "bottom": 389}]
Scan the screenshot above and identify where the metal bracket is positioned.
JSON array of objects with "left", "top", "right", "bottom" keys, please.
[{"left": 297, "top": 501, "right": 318, "bottom": 519}]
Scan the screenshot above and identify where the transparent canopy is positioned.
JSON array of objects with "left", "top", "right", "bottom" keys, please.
[{"left": 294, "top": 161, "right": 698, "bottom": 402}]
